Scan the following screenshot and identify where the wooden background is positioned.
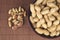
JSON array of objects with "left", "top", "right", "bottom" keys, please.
[{"left": 0, "top": 0, "right": 60, "bottom": 40}]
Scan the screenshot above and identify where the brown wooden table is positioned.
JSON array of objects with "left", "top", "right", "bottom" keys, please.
[{"left": 0, "top": 0, "right": 60, "bottom": 40}]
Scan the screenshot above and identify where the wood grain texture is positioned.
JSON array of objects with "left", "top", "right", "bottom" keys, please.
[{"left": 0, "top": 0, "right": 60, "bottom": 40}]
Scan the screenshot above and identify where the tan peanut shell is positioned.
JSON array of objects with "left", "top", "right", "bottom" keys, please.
[{"left": 35, "top": 28, "right": 44, "bottom": 34}]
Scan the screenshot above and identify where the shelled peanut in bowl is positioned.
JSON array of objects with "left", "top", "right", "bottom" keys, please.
[
  {"left": 8, "top": 7, "right": 26, "bottom": 30},
  {"left": 30, "top": 0, "right": 60, "bottom": 37}
]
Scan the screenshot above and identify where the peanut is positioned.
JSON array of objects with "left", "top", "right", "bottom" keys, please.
[
  {"left": 50, "top": 31, "right": 56, "bottom": 37},
  {"left": 56, "top": 31, "right": 60, "bottom": 36},
  {"left": 36, "top": 12, "right": 43, "bottom": 19},
  {"left": 35, "top": 5, "right": 41, "bottom": 12},
  {"left": 30, "top": 4, "right": 36, "bottom": 17},
  {"left": 35, "top": 0, "right": 43, "bottom": 5},
  {"left": 36, "top": 20, "right": 41, "bottom": 28},
  {"left": 43, "top": 30, "right": 49, "bottom": 36},
  {"left": 48, "top": 15, "right": 55, "bottom": 21},
  {"left": 53, "top": 20, "right": 59, "bottom": 25},
  {"left": 8, "top": 21, "right": 12, "bottom": 27},
  {"left": 41, "top": 10, "right": 49, "bottom": 15},
  {"left": 42, "top": 23, "right": 47, "bottom": 29},
  {"left": 56, "top": 25, "right": 60, "bottom": 31},
  {"left": 48, "top": 25, "right": 56, "bottom": 32},
  {"left": 35, "top": 28, "right": 44, "bottom": 34},
  {"left": 30, "top": 16, "right": 35, "bottom": 23},
  {"left": 33, "top": 17, "right": 39, "bottom": 22}
]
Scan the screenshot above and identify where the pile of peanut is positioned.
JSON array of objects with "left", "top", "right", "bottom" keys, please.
[
  {"left": 8, "top": 7, "right": 26, "bottom": 30},
  {"left": 30, "top": 0, "right": 60, "bottom": 37}
]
